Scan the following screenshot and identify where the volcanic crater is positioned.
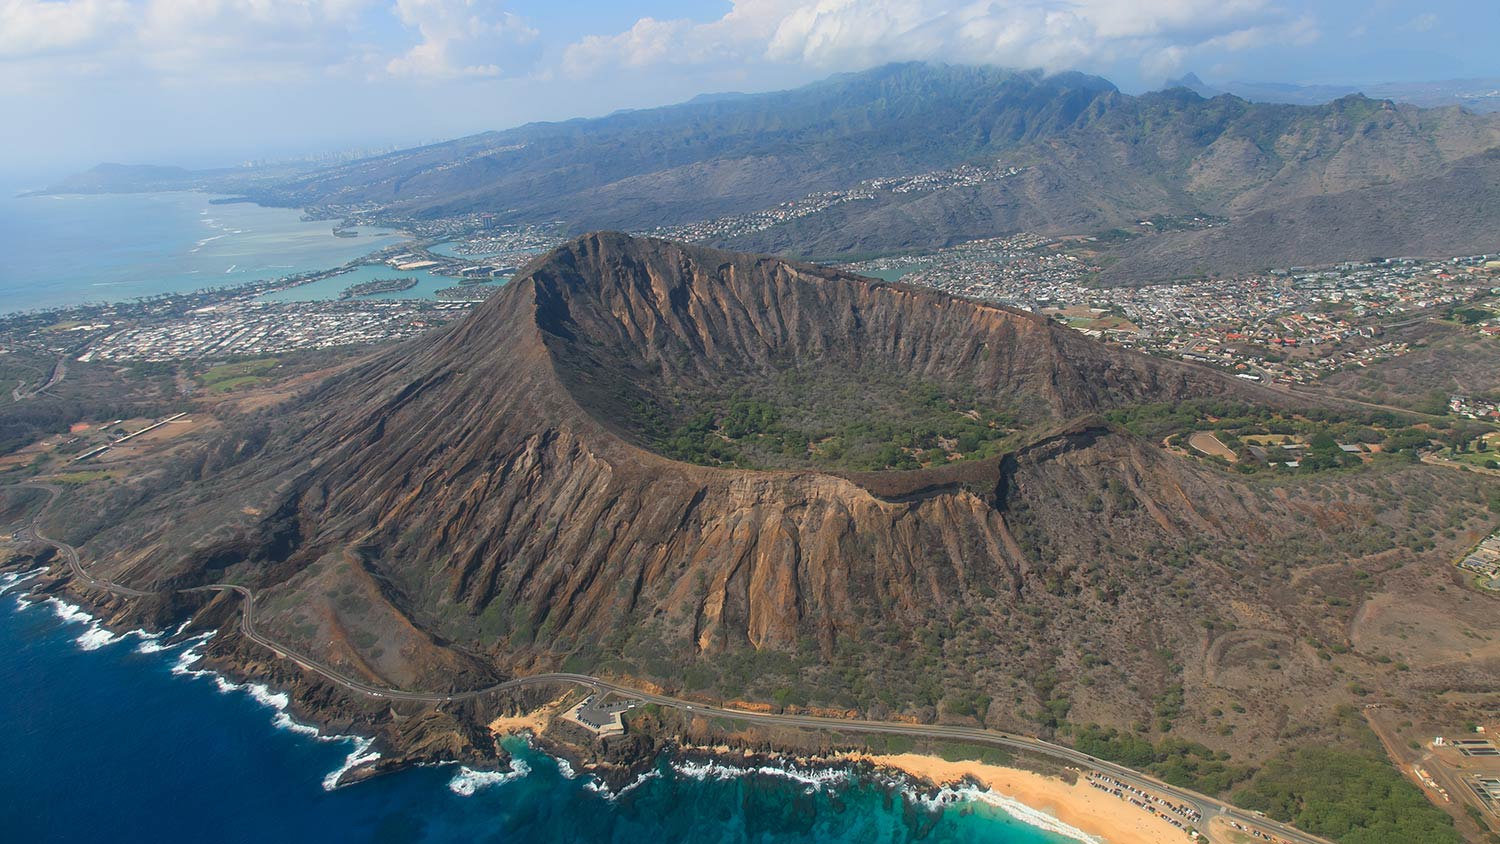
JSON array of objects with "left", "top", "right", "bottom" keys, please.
[{"left": 71, "top": 233, "right": 1288, "bottom": 702}]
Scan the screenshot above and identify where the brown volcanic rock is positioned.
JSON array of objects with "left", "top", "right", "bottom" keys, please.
[
  {"left": 525, "top": 233, "right": 1236, "bottom": 430},
  {"left": 75, "top": 234, "right": 1301, "bottom": 702},
  {"left": 39, "top": 233, "right": 1500, "bottom": 780}
]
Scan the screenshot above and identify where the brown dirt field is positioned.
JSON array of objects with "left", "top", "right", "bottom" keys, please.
[
  {"left": 109, "top": 415, "right": 213, "bottom": 450},
  {"left": 1187, "top": 431, "right": 1237, "bottom": 461},
  {"left": 1208, "top": 817, "right": 1262, "bottom": 844},
  {"left": 1351, "top": 568, "right": 1500, "bottom": 673},
  {"left": 1242, "top": 434, "right": 1303, "bottom": 446},
  {"left": 206, "top": 352, "right": 382, "bottom": 414}
]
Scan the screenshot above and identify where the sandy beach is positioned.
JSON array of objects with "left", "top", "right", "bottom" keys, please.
[
  {"left": 487, "top": 696, "right": 567, "bottom": 737},
  {"left": 851, "top": 753, "right": 1197, "bottom": 844}
]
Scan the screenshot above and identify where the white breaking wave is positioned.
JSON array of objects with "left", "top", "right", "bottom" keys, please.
[
  {"left": 662, "top": 755, "right": 1100, "bottom": 843},
  {"left": 554, "top": 758, "right": 576, "bottom": 779},
  {"left": 75, "top": 626, "right": 124, "bottom": 650},
  {"left": 0, "top": 568, "right": 45, "bottom": 596},
  {"left": 48, "top": 598, "right": 93, "bottom": 625},
  {"left": 39, "top": 596, "right": 161, "bottom": 652},
  {"left": 273, "top": 711, "right": 323, "bottom": 738},
  {"left": 322, "top": 737, "right": 381, "bottom": 791},
  {"left": 671, "top": 758, "right": 853, "bottom": 794},
  {"left": 167, "top": 632, "right": 383, "bottom": 790},
  {"left": 447, "top": 759, "right": 532, "bottom": 796},
  {"left": 914, "top": 782, "right": 1102, "bottom": 844},
  {"left": 169, "top": 636, "right": 217, "bottom": 678},
  {"left": 583, "top": 767, "right": 659, "bottom": 801}
]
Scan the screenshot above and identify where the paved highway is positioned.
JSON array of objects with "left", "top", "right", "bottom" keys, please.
[{"left": 16, "top": 483, "right": 1331, "bottom": 844}]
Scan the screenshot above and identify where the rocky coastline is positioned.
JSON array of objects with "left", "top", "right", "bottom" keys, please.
[
  {"left": 1, "top": 543, "right": 1030, "bottom": 791},
  {"left": 2, "top": 546, "right": 1212, "bottom": 844}
]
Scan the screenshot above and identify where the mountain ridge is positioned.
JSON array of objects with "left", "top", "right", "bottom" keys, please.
[
  {"left": 41, "top": 63, "right": 1500, "bottom": 277},
  {"left": 257, "top": 63, "right": 1500, "bottom": 277}
]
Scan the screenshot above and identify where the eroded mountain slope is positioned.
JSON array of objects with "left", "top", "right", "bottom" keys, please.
[{"left": 51, "top": 235, "right": 1498, "bottom": 762}]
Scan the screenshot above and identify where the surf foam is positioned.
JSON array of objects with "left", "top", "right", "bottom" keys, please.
[
  {"left": 664, "top": 754, "right": 1100, "bottom": 843},
  {"left": 0, "top": 568, "right": 44, "bottom": 596},
  {"left": 671, "top": 758, "right": 853, "bottom": 794},
  {"left": 37, "top": 595, "right": 165, "bottom": 653},
  {"left": 447, "top": 759, "right": 532, "bottom": 796},
  {"left": 168, "top": 632, "right": 383, "bottom": 790},
  {"left": 916, "top": 782, "right": 1102, "bottom": 844}
]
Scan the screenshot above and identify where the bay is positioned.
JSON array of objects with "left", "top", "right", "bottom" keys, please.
[{"left": 0, "top": 190, "right": 402, "bottom": 314}]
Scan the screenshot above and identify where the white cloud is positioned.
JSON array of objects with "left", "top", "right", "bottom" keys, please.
[
  {"left": 386, "top": 0, "right": 537, "bottom": 79},
  {"left": 135, "top": 0, "right": 376, "bottom": 80},
  {"left": 0, "top": 0, "right": 536, "bottom": 85},
  {"left": 1405, "top": 12, "right": 1437, "bottom": 32},
  {"left": 0, "top": 0, "right": 131, "bottom": 57},
  {"left": 562, "top": 0, "right": 1321, "bottom": 83},
  {"left": 563, "top": 0, "right": 804, "bottom": 77}
]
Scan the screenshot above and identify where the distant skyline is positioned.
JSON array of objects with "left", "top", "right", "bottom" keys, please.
[{"left": 4, "top": 0, "right": 1497, "bottom": 183}]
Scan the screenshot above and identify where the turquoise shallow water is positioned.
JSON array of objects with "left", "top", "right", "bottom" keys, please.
[
  {"left": 258, "top": 264, "right": 508, "bottom": 303},
  {"left": 0, "top": 573, "right": 1084, "bottom": 844},
  {"left": 0, "top": 190, "right": 401, "bottom": 314}
]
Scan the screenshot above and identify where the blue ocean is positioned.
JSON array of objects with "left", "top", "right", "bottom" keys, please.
[
  {"left": 0, "top": 574, "right": 1082, "bottom": 844},
  {"left": 0, "top": 189, "right": 402, "bottom": 314}
]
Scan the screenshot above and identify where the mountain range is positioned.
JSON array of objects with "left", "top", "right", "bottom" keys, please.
[
  {"left": 1165, "top": 72, "right": 1500, "bottom": 114},
  {"left": 51, "top": 62, "right": 1500, "bottom": 283}
]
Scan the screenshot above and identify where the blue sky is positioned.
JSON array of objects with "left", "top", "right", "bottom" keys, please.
[{"left": 3, "top": 0, "right": 1496, "bottom": 183}]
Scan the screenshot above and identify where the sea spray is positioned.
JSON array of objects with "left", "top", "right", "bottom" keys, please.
[
  {"left": 321, "top": 738, "right": 382, "bottom": 791},
  {"left": 667, "top": 753, "right": 1099, "bottom": 843},
  {"left": 169, "top": 634, "right": 383, "bottom": 790},
  {"left": 37, "top": 595, "right": 165, "bottom": 653},
  {"left": 0, "top": 568, "right": 44, "bottom": 596},
  {"left": 15, "top": 590, "right": 385, "bottom": 792},
  {"left": 137, "top": 618, "right": 193, "bottom": 652},
  {"left": 447, "top": 759, "right": 532, "bottom": 796},
  {"left": 916, "top": 783, "right": 1102, "bottom": 844},
  {"left": 671, "top": 758, "right": 854, "bottom": 795},
  {"left": 4, "top": 587, "right": 1102, "bottom": 842}
]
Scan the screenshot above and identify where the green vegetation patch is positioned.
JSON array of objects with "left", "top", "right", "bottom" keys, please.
[
  {"left": 1107, "top": 399, "right": 1488, "bottom": 476},
  {"left": 47, "top": 470, "right": 113, "bottom": 484},
  {"left": 206, "top": 375, "right": 268, "bottom": 393},
  {"left": 933, "top": 740, "right": 1014, "bottom": 766},
  {"left": 639, "top": 367, "right": 1020, "bottom": 471},
  {"left": 1064, "top": 723, "right": 1251, "bottom": 795},
  {"left": 1448, "top": 305, "right": 1498, "bottom": 325},
  {"left": 1233, "top": 708, "right": 1462, "bottom": 844},
  {"left": 196, "top": 358, "right": 279, "bottom": 388}
]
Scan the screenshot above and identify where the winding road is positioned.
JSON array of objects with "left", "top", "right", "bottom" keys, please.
[
  {"left": 11, "top": 357, "right": 67, "bottom": 402},
  {"left": 14, "top": 483, "right": 1332, "bottom": 844}
]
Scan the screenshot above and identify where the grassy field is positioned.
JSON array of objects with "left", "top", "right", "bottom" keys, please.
[
  {"left": 46, "top": 470, "right": 113, "bottom": 484},
  {"left": 196, "top": 358, "right": 280, "bottom": 393},
  {"left": 207, "top": 375, "right": 269, "bottom": 393},
  {"left": 1437, "top": 434, "right": 1500, "bottom": 469}
]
